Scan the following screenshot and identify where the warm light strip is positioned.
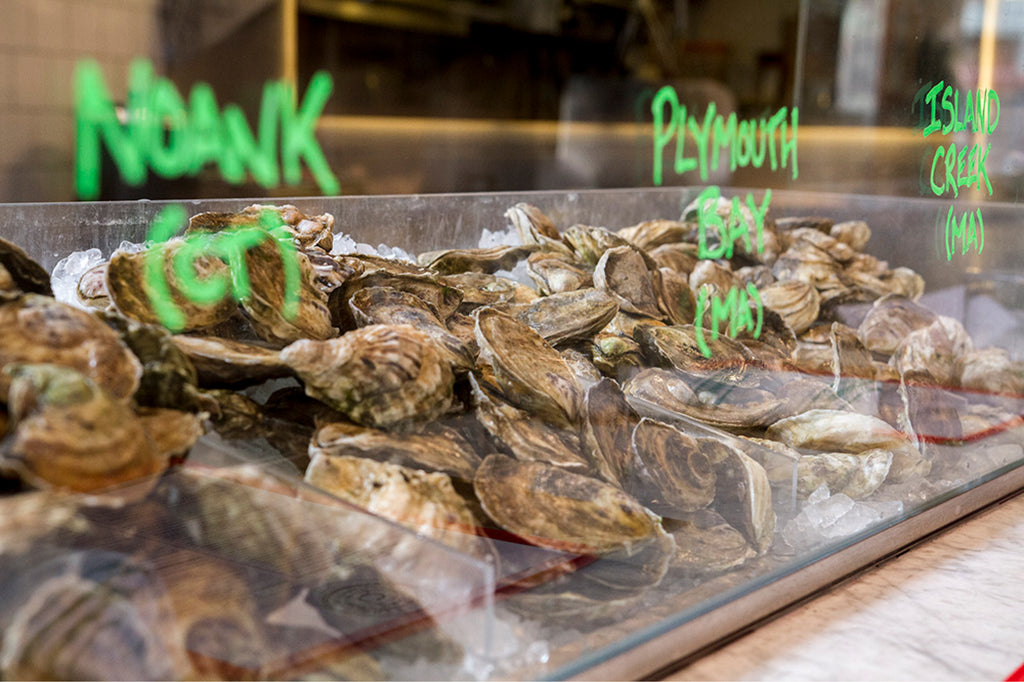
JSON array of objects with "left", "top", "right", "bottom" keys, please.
[{"left": 316, "top": 115, "right": 930, "bottom": 144}]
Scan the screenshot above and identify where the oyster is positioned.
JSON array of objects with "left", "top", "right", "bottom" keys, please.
[
  {"left": 472, "top": 454, "right": 663, "bottom": 554},
  {"left": 766, "top": 408, "right": 915, "bottom": 455},
  {"left": 105, "top": 240, "right": 238, "bottom": 331},
  {"left": 889, "top": 315, "right": 972, "bottom": 386},
  {"left": 634, "top": 324, "right": 756, "bottom": 377},
  {"left": 631, "top": 418, "right": 716, "bottom": 515},
  {"left": 795, "top": 449, "right": 892, "bottom": 499},
  {"left": 0, "top": 294, "right": 142, "bottom": 401},
  {"left": 500, "top": 288, "right": 618, "bottom": 347},
  {"left": 505, "top": 203, "right": 574, "bottom": 259},
  {"left": 418, "top": 244, "right": 536, "bottom": 275},
  {"left": 711, "top": 445, "right": 775, "bottom": 553},
  {"left": 582, "top": 378, "right": 640, "bottom": 488},
  {"left": 170, "top": 334, "right": 292, "bottom": 387},
  {"left": 525, "top": 251, "right": 593, "bottom": 294},
  {"left": 306, "top": 453, "right": 488, "bottom": 560},
  {"left": 0, "top": 551, "right": 193, "bottom": 681},
  {"left": 857, "top": 294, "right": 938, "bottom": 357},
  {"left": 474, "top": 308, "right": 582, "bottom": 428},
  {"left": 469, "top": 369, "right": 592, "bottom": 475},
  {"left": 649, "top": 242, "right": 700, "bottom": 276},
  {"left": 334, "top": 271, "right": 463, "bottom": 328},
  {"left": 348, "top": 285, "right": 476, "bottom": 371},
  {"left": 958, "top": 347, "right": 1024, "bottom": 396},
  {"left": 593, "top": 245, "right": 664, "bottom": 319},
  {"left": 281, "top": 324, "right": 454, "bottom": 431},
  {"left": 657, "top": 267, "right": 697, "bottom": 325},
  {"left": 665, "top": 509, "right": 756, "bottom": 574},
  {"left": 830, "top": 220, "right": 871, "bottom": 251},
  {"left": 759, "top": 280, "right": 820, "bottom": 335},
  {"left": 0, "top": 237, "right": 52, "bottom": 296},
  {"left": 689, "top": 260, "right": 739, "bottom": 295},
  {"left": 310, "top": 421, "right": 481, "bottom": 482},
  {"left": 441, "top": 272, "right": 538, "bottom": 311},
  {"left": 560, "top": 347, "right": 604, "bottom": 388},
  {"left": 563, "top": 224, "right": 630, "bottom": 265},
  {"left": 591, "top": 332, "right": 646, "bottom": 380},
  {"left": 3, "top": 364, "right": 165, "bottom": 494},
  {"left": 616, "top": 219, "right": 689, "bottom": 251}
]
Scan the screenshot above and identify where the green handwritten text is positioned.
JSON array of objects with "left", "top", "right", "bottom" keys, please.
[
  {"left": 75, "top": 59, "right": 340, "bottom": 199},
  {"left": 144, "top": 205, "right": 300, "bottom": 331},
  {"left": 693, "top": 282, "right": 764, "bottom": 358},
  {"left": 652, "top": 86, "right": 798, "bottom": 185}
]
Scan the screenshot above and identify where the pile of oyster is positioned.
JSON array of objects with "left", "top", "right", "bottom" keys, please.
[{"left": 0, "top": 197, "right": 1021, "bottom": 677}]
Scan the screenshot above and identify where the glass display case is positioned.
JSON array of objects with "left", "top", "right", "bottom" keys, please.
[
  {"left": 2, "top": 0, "right": 1024, "bottom": 679},
  {"left": 1, "top": 186, "right": 1023, "bottom": 679}
]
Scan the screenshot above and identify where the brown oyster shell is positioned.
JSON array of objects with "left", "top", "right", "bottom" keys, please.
[
  {"left": 857, "top": 294, "right": 938, "bottom": 357},
  {"left": 306, "top": 453, "right": 488, "bottom": 560},
  {"left": 310, "top": 420, "right": 481, "bottom": 482},
  {"left": 348, "top": 285, "right": 476, "bottom": 372},
  {"left": 593, "top": 244, "right": 665, "bottom": 319},
  {"left": 525, "top": 252, "right": 593, "bottom": 295},
  {"left": 759, "top": 280, "right": 820, "bottom": 335},
  {"left": 563, "top": 224, "right": 631, "bottom": 266},
  {"left": 169, "top": 335, "right": 291, "bottom": 387},
  {"left": 500, "top": 287, "right": 618, "bottom": 347},
  {"left": 4, "top": 364, "right": 164, "bottom": 494},
  {"left": 0, "top": 237, "right": 52, "bottom": 296},
  {"left": 711, "top": 444, "right": 775, "bottom": 553},
  {"left": 0, "top": 294, "right": 142, "bottom": 401},
  {"left": 582, "top": 378, "right": 640, "bottom": 489},
  {"left": 281, "top": 324, "right": 454, "bottom": 431},
  {"left": 105, "top": 240, "right": 238, "bottom": 331},
  {"left": 665, "top": 509, "right": 756, "bottom": 574},
  {"left": 469, "top": 369, "right": 592, "bottom": 475},
  {"left": 472, "top": 454, "right": 663, "bottom": 554},
  {"left": 474, "top": 307, "right": 582, "bottom": 428},
  {"left": 630, "top": 418, "right": 716, "bottom": 515},
  {"left": 418, "top": 244, "right": 537, "bottom": 275}
]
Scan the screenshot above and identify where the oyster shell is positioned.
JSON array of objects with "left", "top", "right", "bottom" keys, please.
[
  {"left": 170, "top": 334, "right": 292, "bottom": 387},
  {"left": 306, "top": 453, "right": 488, "bottom": 560},
  {"left": 0, "top": 551, "right": 194, "bottom": 681},
  {"left": 505, "top": 203, "right": 574, "bottom": 259},
  {"left": 4, "top": 364, "right": 164, "bottom": 494},
  {"left": 441, "top": 272, "right": 538, "bottom": 311},
  {"left": 348, "top": 285, "right": 476, "bottom": 371},
  {"left": 472, "top": 454, "right": 663, "bottom": 554},
  {"left": 281, "top": 324, "right": 454, "bottom": 431},
  {"left": 830, "top": 220, "right": 871, "bottom": 251},
  {"left": 616, "top": 219, "right": 689, "bottom": 251},
  {"left": 711, "top": 445, "right": 775, "bottom": 553},
  {"left": 582, "top": 378, "right": 640, "bottom": 488},
  {"left": 649, "top": 242, "right": 700, "bottom": 276},
  {"left": 525, "top": 252, "right": 593, "bottom": 294},
  {"left": 657, "top": 267, "right": 697, "bottom": 325},
  {"left": 310, "top": 421, "right": 481, "bottom": 482},
  {"left": 591, "top": 332, "right": 646, "bottom": 380},
  {"left": 766, "top": 408, "right": 914, "bottom": 454},
  {"left": 0, "top": 237, "right": 52, "bottom": 296},
  {"left": 560, "top": 348, "right": 604, "bottom": 388},
  {"left": 593, "top": 244, "right": 664, "bottom": 319},
  {"left": 500, "top": 288, "right": 618, "bottom": 347},
  {"left": 335, "top": 271, "right": 463, "bottom": 328},
  {"left": 474, "top": 308, "right": 582, "bottom": 428},
  {"left": 469, "top": 369, "right": 592, "bottom": 475},
  {"left": 634, "top": 324, "right": 756, "bottom": 377},
  {"left": 0, "top": 294, "right": 142, "bottom": 401},
  {"left": 689, "top": 260, "right": 739, "bottom": 295},
  {"left": 795, "top": 449, "right": 892, "bottom": 499},
  {"left": 957, "top": 347, "right": 1024, "bottom": 396},
  {"left": 105, "top": 240, "right": 238, "bottom": 331},
  {"left": 857, "top": 294, "right": 938, "bottom": 357},
  {"left": 665, "top": 509, "right": 756, "bottom": 574},
  {"left": 418, "top": 244, "right": 537, "bottom": 275},
  {"left": 563, "top": 224, "right": 631, "bottom": 265},
  {"left": 759, "top": 280, "right": 820, "bottom": 335},
  {"left": 889, "top": 315, "right": 972, "bottom": 386},
  {"left": 631, "top": 418, "right": 716, "bottom": 515}
]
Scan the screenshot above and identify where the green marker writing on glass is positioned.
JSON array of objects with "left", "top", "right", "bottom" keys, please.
[
  {"left": 75, "top": 59, "right": 340, "bottom": 199},
  {"left": 144, "top": 205, "right": 301, "bottom": 332}
]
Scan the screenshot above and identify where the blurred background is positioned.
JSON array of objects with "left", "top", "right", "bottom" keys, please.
[{"left": 1, "top": 0, "right": 1021, "bottom": 202}]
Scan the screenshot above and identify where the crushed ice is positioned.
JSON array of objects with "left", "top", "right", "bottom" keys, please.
[
  {"left": 329, "top": 231, "right": 415, "bottom": 262},
  {"left": 50, "top": 248, "right": 105, "bottom": 309},
  {"left": 780, "top": 484, "right": 904, "bottom": 553}
]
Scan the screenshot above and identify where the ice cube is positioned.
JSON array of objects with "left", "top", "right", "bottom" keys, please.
[{"left": 50, "top": 248, "right": 105, "bottom": 309}]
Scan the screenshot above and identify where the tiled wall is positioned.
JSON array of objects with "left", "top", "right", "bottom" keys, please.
[{"left": 0, "top": 0, "right": 159, "bottom": 202}]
